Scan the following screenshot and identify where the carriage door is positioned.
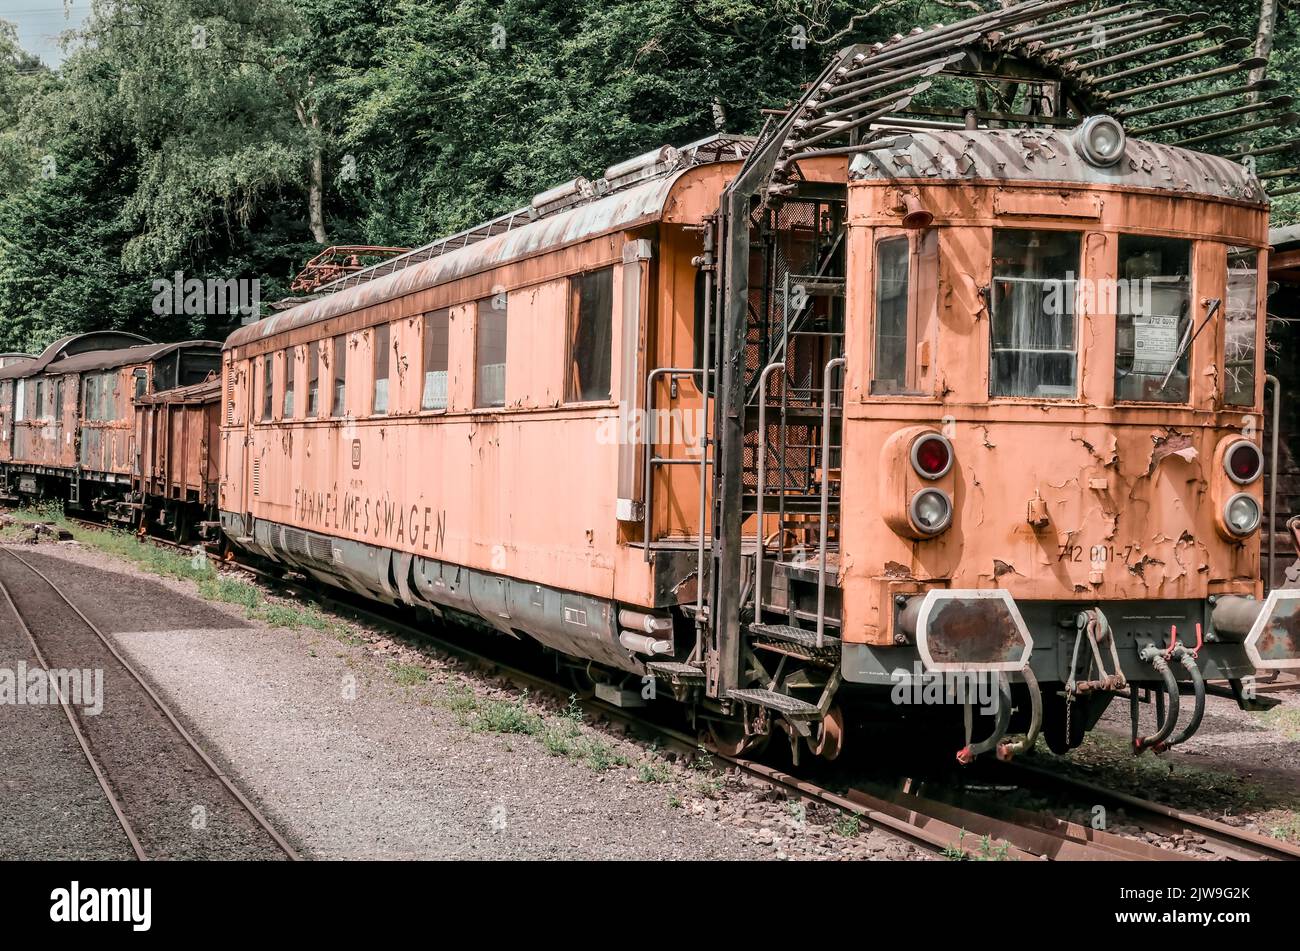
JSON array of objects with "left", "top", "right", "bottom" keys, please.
[{"left": 220, "top": 353, "right": 253, "bottom": 534}]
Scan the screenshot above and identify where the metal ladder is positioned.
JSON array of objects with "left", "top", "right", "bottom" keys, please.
[{"left": 745, "top": 234, "right": 848, "bottom": 649}]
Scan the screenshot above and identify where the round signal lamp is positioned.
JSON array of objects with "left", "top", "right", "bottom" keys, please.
[
  {"left": 1225, "top": 440, "right": 1263, "bottom": 484},
  {"left": 911, "top": 433, "right": 953, "bottom": 479}
]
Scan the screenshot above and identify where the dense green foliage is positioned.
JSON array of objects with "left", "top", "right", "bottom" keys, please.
[{"left": 0, "top": 0, "right": 1293, "bottom": 351}]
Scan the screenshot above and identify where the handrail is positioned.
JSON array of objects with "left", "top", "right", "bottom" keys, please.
[
  {"left": 696, "top": 226, "right": 716, "bottom": 631},
  {"left": 754, "top": 361, "right": 786, "bottom": 624},
  {"left": 1267, "top": 374, "right": 1281, "bottom": 591},
  {"left": 642, "top": 366, "right": 705, "bottom": 563},
  {"left": 817, "top": 357, "right": 847, "bottom": 648}
]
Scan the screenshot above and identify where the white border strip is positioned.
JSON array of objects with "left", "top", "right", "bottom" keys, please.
[
  {"left": 915, "top": 589, "right": 1033, "bottom": 673},
  {"left": 1245, "top": 588, "right": 1300, "bottom": 671}
]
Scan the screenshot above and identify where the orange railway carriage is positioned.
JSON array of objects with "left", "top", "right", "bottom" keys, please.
[
  {"left": 221, "top": 3, "right": 1300, "bottom": 762},
  {"left": 0, "top": 332, "right": 221, "bottom": 511}
]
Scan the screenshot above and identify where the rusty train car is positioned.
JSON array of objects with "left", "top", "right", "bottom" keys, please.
[
  {"left": 132, "top": 377, "right": 224, "bottom": 539},
  {"left": 0, "top": 332, "right": 221, "bottom": 519},
  {"left": 13, "top": 1, "right": 1300, "bottom": 764},
  {"left": 216, "top": 1, "right": 1300, "bottom": 763}
]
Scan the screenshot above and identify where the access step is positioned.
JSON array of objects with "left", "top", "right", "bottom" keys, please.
[
  {"left": 644, "top": 661, "right": 706, "bottom": 685},
  {"left": 749, "top": 622, "right": 840, "bottom": 650},
  {"left": 727, "top": 688, "right": 821, "bottom": 720}
]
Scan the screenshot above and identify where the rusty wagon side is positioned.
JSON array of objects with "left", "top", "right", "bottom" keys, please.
[{"left": 131, "top": 376, "right": 222, "bottom": 539}]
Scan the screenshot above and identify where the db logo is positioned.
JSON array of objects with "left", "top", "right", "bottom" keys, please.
[{"left": 351, "top": 438, "right": 361, "bottom": 469}]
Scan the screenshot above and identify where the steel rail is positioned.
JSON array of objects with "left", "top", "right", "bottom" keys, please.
[
  {"left": 0, "top": 571, "right": 147, "bottom": 860},
  {"left": 996, "top": 759, "right": 1300, "bottom": 861},
  {"left": 0, "top": 545, "right": 301, "bottom": 861}
]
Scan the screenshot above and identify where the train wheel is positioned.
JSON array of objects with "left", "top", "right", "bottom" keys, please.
[
  {"left": 707, "top": 717, "right": 770, "bottom": 757},
  {"left": 806, "top": 705, "right": 845, "bottom": 761}
]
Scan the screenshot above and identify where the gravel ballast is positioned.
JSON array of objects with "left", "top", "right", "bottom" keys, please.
[{"left": 0, "top": 572, "right": 136, "bottom": 861}]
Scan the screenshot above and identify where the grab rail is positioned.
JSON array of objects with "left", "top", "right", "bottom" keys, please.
[
  {"left": 754, "top": 361, "right": 786, "bottom": 624},
  {"left": 642, "top": 367, "right": 706, "bottom": 563},
  {"left": 817, "top": 357, "right": 846, "bottom": 648}
]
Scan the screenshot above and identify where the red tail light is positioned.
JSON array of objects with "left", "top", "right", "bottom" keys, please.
[
  {"left": 911, "top": 433, "right": 953, "bottom": 479},
  {"left": 1225, "top": 440, "right": 1263, "bottom": 484}
]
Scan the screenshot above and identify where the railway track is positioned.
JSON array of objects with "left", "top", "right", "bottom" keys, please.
[
  {"left": 30, "top": 514, "right": 1300, "bottom": 862},
  {"left": 0, "top": 543, "right": 299, "bottom": 861},
  {"left": 992, "top": 760, "right": 1300, "bottom": 862}
]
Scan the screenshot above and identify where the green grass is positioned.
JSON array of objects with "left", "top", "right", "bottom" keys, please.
[
  {"left": 438, "top": 687, "right": 634, "bottom": 773},
  {"left": 1255, "top": 706, "right": 1300, "bottom": 741},
  {"left": 389, "top": 662, "right": 430, "bottom": 687},
  {"left": 4, "top": 502, "right": 345, "bottom": 634},
  {"left": 637, "top": 760, "right": 672, "bottom": 783},
  {"left": 943, "top": 831, "right": 1014, "bottom": 862},
  {"left": 475, "top": 693, "right": 546, "bottom": 736},
  {"left": 832, "top": 813, "right": 861, "bottom": 838}
]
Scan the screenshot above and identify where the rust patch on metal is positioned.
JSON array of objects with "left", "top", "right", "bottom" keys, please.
[
  {"left": 1147, "top": 430, "right": 1196, "bottom": 475},
  {"left": 883, "top": 560, "right": 911, "bottom": 578}
]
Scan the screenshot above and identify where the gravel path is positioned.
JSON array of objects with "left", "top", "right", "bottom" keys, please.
[{"left": 20, "top": 541, "right": 919, "bottom": 860}]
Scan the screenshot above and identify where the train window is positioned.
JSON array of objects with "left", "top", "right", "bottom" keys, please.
[
  {"left": 55, "top": 379, "right": 63, "bottom": 421},
  {"left": 372, "top": 324, "right": 390, "bottom": 415},
  {"left": 133, "top": 369, "right": 147, "bottom": 400},
  {"left": 1224, "top": 249, "right": 1259, "bottom": 407},
  {"left": 283, "top": 349, "right": 295, "bottom": 418},
  {"left": 306, "top": 341, "right": 320, "bottom": 416},
  {"left": 261, "top": 354, "right": 273, "bottom": 421},
  {"left": 990, "top": 229, "right": 1081, "bottom": 398},
  {"left": 32, "top": 380, "right": 44, "bottom": 419},
  {"left": 691, "top": 271, "right": 712, "bottom": 371},
  {"left": 14, "top": 379, "right": 24, "bottom": 422},
  {"left": 422, "top": 309, "right": 449, "bottom": 411},
  {"left": 331, "top": 336, "right": 347, "bottom": 416},
  {"left": 1113, "top": 235, "right": 1191, "bottom": 404},
  {"left": 475, "top": 294, "right": 508, "bottom": 408},
  {"left": 566, "top": 267, "right": 614, "bottom": 402},
  {"left": 873, "top": 236, "right": 911, "bottom": 393}
]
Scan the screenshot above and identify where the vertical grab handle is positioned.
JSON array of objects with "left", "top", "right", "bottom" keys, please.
[
  {"left": 817, "top": 358, "right": 847, "bottom": 648},
  {"left": 754, "top": 362, "right": 786, "bottom": 625}
]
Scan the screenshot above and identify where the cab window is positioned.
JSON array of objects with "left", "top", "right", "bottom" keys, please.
[
  {"left": 1224, "top": 249, "right": 1259, "bottom": 407},
  {"left": 990, "top": 229, "right": 1081, "bottom": 398},
  {"left": 1114, "top": 235, "right": 1192, "bottom": 404},
  {"left": 872, "top": 236, "right": 911, "bottom": 393}
]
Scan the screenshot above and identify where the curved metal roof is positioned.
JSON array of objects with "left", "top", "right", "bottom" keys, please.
[
  {"left": 0, "top": 331, "right": 155, "bottom": 380},
  {"left": 849, "top": 128, "right": 1266, "bottom": 203},
  {"left": 0, "top": 339, "right": 220, "bottom": 380},
  {"left": 226, "top": 167, "right": 698, "bottom": 350}
]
